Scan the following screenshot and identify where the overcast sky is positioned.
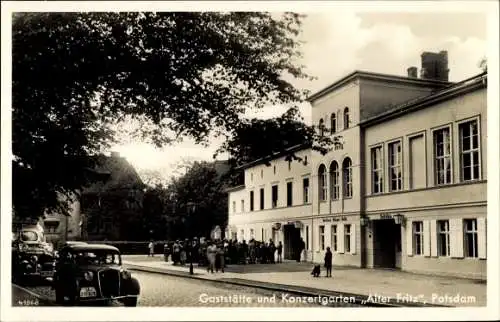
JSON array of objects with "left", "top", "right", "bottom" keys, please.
[{"left": 113, "top": 10, "right": 488, "bottom": 182}]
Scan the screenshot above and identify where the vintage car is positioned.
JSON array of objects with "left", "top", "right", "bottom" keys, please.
[
  {"left": 53, "top": 243, "right": 140, "bottom": 306},
  {"left": 12, "top": 224, "right": 56, "bottom": 283}
]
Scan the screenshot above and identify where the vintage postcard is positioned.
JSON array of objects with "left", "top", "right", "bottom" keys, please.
[{"left": 1, "top": 1, "right": 498, "bottom": 321}]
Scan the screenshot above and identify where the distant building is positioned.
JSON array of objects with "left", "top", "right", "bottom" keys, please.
[
  {"left": 228, "top": 51, "right": 487, "bottom": 279},
  {"left": 42, "top": 152, "right": 145, "bottom": 245}
]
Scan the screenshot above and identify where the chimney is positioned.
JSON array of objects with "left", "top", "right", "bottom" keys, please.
[
  {"left": 420, "top": 50, "right": 449, "bottom": 81},
  {"left": 407, "top": 66, "right": 418, "bottom": 78}
]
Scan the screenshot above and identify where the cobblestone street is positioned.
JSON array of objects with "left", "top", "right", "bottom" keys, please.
[{"left": 13, "top": 271, "right": 363, "bottom": 307}]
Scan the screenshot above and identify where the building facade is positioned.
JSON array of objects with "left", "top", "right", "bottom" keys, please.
[{"left": 227, "top": 51, "right": 487, "bottom": 279}]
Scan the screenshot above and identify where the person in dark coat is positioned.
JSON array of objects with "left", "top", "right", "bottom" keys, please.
[
  {"left": 324, "top": 247, "right": 333, "bottom": 277},
  {"left": 276, "top": 241, "right": 283, "bottom": 263}
]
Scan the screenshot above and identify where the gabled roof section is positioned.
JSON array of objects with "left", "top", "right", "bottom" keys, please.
[
  {"left": 360, "top": 72, "right": 487, "bottom": 127},
  {"left": 307, "top": 70, "right": 453, "bottom": 103},
  {"left": 83, "top": 154, "right": 145, "bottom": 194},
  {"left": 234, "top": 143, "right": 311, "bottom": 171}
]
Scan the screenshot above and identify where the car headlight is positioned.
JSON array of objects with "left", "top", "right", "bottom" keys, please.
[
  {"left": 120, "top": 270, "right": 131, "bottom": 280},
  {"left": 83, "top": 271, "right": 94, "bottom": 281},
  {"left": 31, "top": 255, "right": 38, "bottom": 262}
]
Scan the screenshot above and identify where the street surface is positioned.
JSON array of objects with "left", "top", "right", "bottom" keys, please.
[{"left": 13, "top": 271, "right": 362, "bottom": 307}]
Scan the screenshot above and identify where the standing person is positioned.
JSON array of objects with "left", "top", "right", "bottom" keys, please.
[
  {"left": 148, "top": 240, "right": 155, "bottom": 257},
  {"left": 277, "top": 241, "right": 283, "bottom": 263},
  {"left": 297, "top": 237, "right": 305, "bottom": 262},
  {"left": 269, "top": 239, "right": 276, "bottom": 264},
  {"left": 206, "top": 242, "right": 217, "bottom": 273},
  {"left": 324, "top": 247, "right": 333, "bottom": 277}
]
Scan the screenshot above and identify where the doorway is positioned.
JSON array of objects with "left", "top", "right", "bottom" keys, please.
[
  {"left": 372, "top": 219, "right": 402, "bottom": 269},
  {"left": 283, "top": 224, "right": 300, "bottom": 260}
]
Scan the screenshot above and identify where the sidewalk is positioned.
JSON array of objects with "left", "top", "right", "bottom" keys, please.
[{"left": 122, "top": 255, "right": 486, "bottom": 307}]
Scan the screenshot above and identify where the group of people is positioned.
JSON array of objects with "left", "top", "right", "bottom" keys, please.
[{"left": 154, "top": 237, "right": 306, "bottom": 273}]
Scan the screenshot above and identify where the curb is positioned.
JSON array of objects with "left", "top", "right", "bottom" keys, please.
[{"left": 123, "top": 263, "right": 449, "bottom": 308}]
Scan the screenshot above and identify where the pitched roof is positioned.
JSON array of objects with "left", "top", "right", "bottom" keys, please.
[
  {"left": 83, "top": 154, "right": 145, "bottom": 194},
  {"left": 360, "top": 72, "right": 487, "bottom": 127},
  {"left": 306, "top": 70, "right": 452, "bottom": 103}
]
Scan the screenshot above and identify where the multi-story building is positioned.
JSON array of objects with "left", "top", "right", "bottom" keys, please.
[{"left": 227, "top": 51, "right": 487, "bottom": 279}]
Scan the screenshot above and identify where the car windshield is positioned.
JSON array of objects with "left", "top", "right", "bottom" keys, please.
[
  {"left": 20, "top": 231, "right": 38, "bottom": 242},
  {"left": 72, "top": 251, "right": 121, "bottom": 265}
]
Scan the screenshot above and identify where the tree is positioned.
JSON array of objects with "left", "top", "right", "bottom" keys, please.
[
  {"left": 166, "top": 162, "right": 228, "bottom": 239},
  {"left": 12, "top": 12, "right": 320, "bottom": 219}
]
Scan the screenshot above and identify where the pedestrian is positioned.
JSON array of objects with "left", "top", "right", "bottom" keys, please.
[
  {"left": 277, "top": 241, "right": 283, "bottom": 263},
  {"left": 324, "top": 247, "right": 333, "bottom": 277},
  {"left": 269, "top": 239, "right": 276, "bottom": 264},
  {"left": 206, "top": 242, "right": 217, "bottom": 273},
  {"left": 173, "top": 240, "right": 180, "bottom": 265},
  {"left": 148, "top": 240, "right": 155, "bottom": 257},
  {"left": 297, "top": 237, "right": 305, "bottom": 262}
]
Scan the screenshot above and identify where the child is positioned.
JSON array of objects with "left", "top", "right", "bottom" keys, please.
[{"left": 324, "top": 247, "right": 333, "bottom": 277}]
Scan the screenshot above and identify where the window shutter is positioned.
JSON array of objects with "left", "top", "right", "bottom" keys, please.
[
  {"left": 430, "top": 220, "right": 438, "bottom": 257},
  {"left": 478, "top": 217, "right": 487, "bottom": 259},
  {"left": 450, "top": 218, "right": 464, "bottom": 258},
  {"left": 338, "top": 224, "right": 345, "bottom": 254},
  {"left": 350, "top": 224, "right": 356, "bottom": 254},
  {"left": 423, "top": 220, "right": 431, "bottom": 257},
  {"left": 406, "top": 220, "right": 413, "bottom": 256}
]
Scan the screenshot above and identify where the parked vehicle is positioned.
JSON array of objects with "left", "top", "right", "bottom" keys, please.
[
  {"left": 12, "top": 224, "right": 55, "bottom": 284},
  {"left": 53, "top": 243, "right": 140, "bottom": 306}
]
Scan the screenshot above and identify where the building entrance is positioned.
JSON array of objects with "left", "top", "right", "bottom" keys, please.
[
  {"left": 372, "top": 219, "right": 402, "bottom": 269},
  {"left": 283, "top": 224, "right": 300, "bottom": 260}
]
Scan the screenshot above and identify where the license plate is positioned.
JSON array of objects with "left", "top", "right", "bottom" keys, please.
[
  {"left": 40, "top": 271, "right": 53, "bottom": 277},
  {"left": 79, "top": 287, "right": 97, "bottom": 298}
]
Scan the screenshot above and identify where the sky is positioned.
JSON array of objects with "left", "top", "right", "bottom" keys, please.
[{"left": 112, "top": 10, "right": 488, "bottom": 184}]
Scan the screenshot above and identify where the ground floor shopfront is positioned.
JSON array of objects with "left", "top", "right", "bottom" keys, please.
[{"left": 228, "top": 205, "right": 487, "bottom": 280}]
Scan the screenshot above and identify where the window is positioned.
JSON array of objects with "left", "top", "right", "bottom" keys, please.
[
  {"left": 318, "top": 164, "right": 328, "bottom": 201},
  {"left": 330, "top": 161, "right": 340, "bottom": 200},
  {"left": 304, "top": 156, "right": 308, "bottom": 165},
  {"left": 388, "top": 141, "right": 402, "bottom": 191},
  {"left": 288, "top": 160, "right": 292, "bottom": 171},
  {"left": 330, "top": 113, "right": 336, "bottom": 133},
  {"left": 371, "top": 146, "right": 383, "bottom": 194},
  {"left": 251, "top": 173, "right": 253, "bottom": 182},
  {"left": 464, "top": 219, "right": 478, "bottom": 258},
  {"left": 273, "top": 165, "right": 276, "bottom": 174},
  {"left": 261, "top": 169, "right": 263, "bottom": 178},
  {"left": 437, "top": 220, "right": 450, "bottom": 257},
  {"left": 459, "top": 120, "right": 480, "bottom": 181},
  {"left": 306, "top": 226, "right": 309, "bottom": 250},
  {"left": 319, "top": 226, "right": 325, "bottom": 250},
  {"left": 331, "top": 225, "right": 338, "bottom": 251},
  {"left": 232, "top": 201, "right": 236, "bottom": 213},
  {"left": 241, "top": 199, "right": 245, "bottom": 212},
  {"left": 343, "top": 107, "right": 350, "bottom": 129},
  {"left": 250, "top": 191, "right": 254, "bottom": 211},
  {"left": 434, "top": 127, "right": 452, "bottom": 185},
  {"left": 342, "top": 158, "right": 352, "bottom": 198},
  {"left": 344, "top": 224, "right": 351, "bottom": 253},
  {"left": 45, "top": 223, "right": 59, "bottom": 233},
  {"left": 259, "top": 188, "right": 265, "bottom": 210},
  {"left": 250, "top": 229, "right": 255, "bottom": 240},
  {"left": 271, "top": 185, "right": 278, "bottom": 208},
  {"left": 413, "top": 221, "right": 424, "bottom": 255},
  {"left": 286, "top": 182, "right": 293, "bottom": 207},
  {"left": 303, "top": 178, "right": 310, "bottom": 204},
  {"left": 319, "top": 118, "right": 325, "bottom": 136}
]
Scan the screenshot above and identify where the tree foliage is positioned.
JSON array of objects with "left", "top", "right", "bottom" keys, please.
[{"left": 12, "top": 12, "right": 317, "bottom": 219}]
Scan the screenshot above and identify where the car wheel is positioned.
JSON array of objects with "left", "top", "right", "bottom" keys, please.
[{"left": 123, "top": 297, "right": 138, "bottom": 307}]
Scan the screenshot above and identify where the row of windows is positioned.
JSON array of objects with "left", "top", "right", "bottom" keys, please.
[
  {"left": 318, "top": 157, "right": 353, "bottom": 201},
  {"left": 412, "top": 218, "right": 483, "bottom": 258},
  {"left": 318, "top": 107, "right": 350, "bottom": 136},
  {"left": 233, "top": 178, "right": 311, "bottom": 213},
  {"left": 370, "top": 118, "right": 481, "bottom": 194},
  {"left": 319, "top": 224, "right": 354, "bottom": 253},
  {"left": 248, "top": 157, "right": 310, "bottom": 183}
]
